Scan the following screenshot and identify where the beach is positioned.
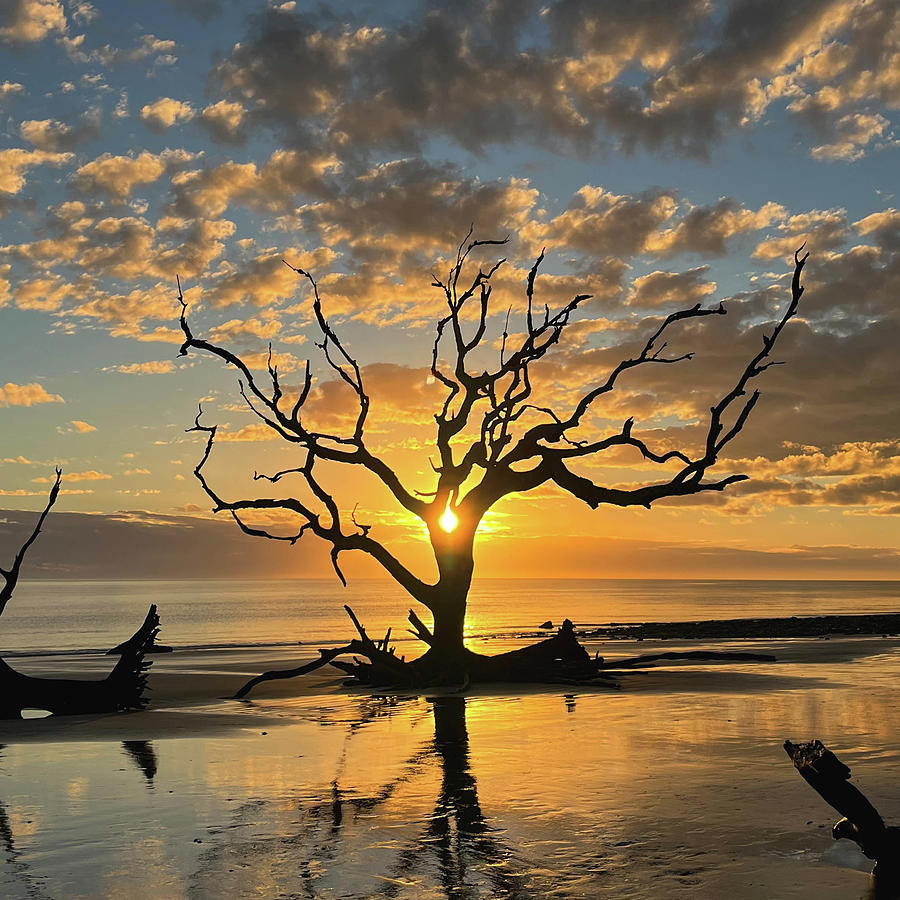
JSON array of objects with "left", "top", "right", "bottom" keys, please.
[{"left": 2, "top": 629, "right": 900, "bottom": 899}]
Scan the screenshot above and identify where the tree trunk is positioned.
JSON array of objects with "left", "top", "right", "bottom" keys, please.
[{"left": 429, "top": 596, "right": 467, "bottom": 655}]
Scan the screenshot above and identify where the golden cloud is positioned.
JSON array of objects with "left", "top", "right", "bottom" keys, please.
[{"left": 0, "top": 381, "right": 64, "bottom": 406}]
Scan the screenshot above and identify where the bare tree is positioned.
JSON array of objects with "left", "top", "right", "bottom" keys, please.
[
  {"left": 0, "top": 470, "right": 161, "bottom": 718},
  {"left": 178, "top": 235, "right": 808, "bottom": 691}
]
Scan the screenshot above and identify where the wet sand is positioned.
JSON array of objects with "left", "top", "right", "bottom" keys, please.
[{"left": 2, "top": 633, "right": 900, "bottom": 898}]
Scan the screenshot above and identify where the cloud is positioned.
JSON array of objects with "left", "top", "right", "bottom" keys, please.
[
  {"left": 0, "top": 81, "right": 25, "bottom": 99},
  {"left": 64, "top": 33, "right": 177, "bottom": 67},
  {"left": 208, "top": 317, "right": 281, "bottom": 341},
  {"left": 67, "top": 419, "right": 95, "bottom": 433},
  {"left": 66, "top": 281, "right": 189, "bottom": 328},
  {"left": 217, "top": 423, "right": 277, "bottom": 442},
  {"left": 0, "top": 488, "right": 92, "bottom": 496},
  {"left": 168, "top": 148, "right": 338, "bottom": 218},
  {"left": 203, "top": 250, "right": 308, "bottom": 308},
  {"left": 112, "top": 360, "right": 176, "bottom": 374},
  {"left": 0, "top": 148, "right": 73, "bottom": 193},
  {"left": 207, "top": 0, "right": 893, "bottom": 161},
  {"left": 140, "top": 97, "right": 195, "bottom": 131},
  {"left": 72, "top": 148, "right": 196, "bottom": 200},
  {"left": 32, "top": 469, "right": 109, "bottom": 482},
  {"left": 648, "top": 199, "right": 786, "bottom": 257},
  {"left": 0, "top": 506, "right": 895, "bottom": 579},
  {"left": 198, "top": 100, "right": 246, "bottom": 142},
  {"left": 530, "top": 187, "right": 784, "bottom": 260},
  {"left": 19, "top": 109, "right": 101, "bottom": 150},
  {"left": 535, "top": 185, "right": 678, "bottom": 257},
  {"left": 68, "top": 1, "right": 97, "bottom": 26},
  {"left": 627, "top": 267, "right": 717, "bottom": 308},
  {"left": 810, "top": 112, "right": 891, "bottom": 161},
  {"left": 0, "top": 507, "right": 333, "bottom": 578},
  {"left": 0, "top": 381, "right": 63, "bottom": 406},
  {"left": 753, "top": 209, "right": 849, "bottom": 260},
  {"left": 0, "top": 0, "right": 67, "bottom": 44},
  {"left": 854, "top": 209, "right": 900, "bottom": 251}
]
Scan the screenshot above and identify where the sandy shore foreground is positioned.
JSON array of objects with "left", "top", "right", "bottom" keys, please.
[{"left": 2, "top": 633, "right": 900, "bottom": 898}]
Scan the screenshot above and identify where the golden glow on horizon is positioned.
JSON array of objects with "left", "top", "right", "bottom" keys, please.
[{"left": 440, "top": 504, "right": 458, "bottom": 533}]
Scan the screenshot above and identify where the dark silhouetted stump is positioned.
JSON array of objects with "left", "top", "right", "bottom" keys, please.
[{"left": 785, "top": 739, "right": 900, "bottom": 884}]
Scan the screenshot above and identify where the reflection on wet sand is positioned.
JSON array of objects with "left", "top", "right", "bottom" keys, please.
[
  {"left": 0, "top": 744, "right": 52, "bottom": 900},
  {"left": 372, "top": 697, "right": 528, "bottom": 898},
  {"left": 189, "top": 695, "right": 532, "bottom": 898},
  {"left": 122, "top": 740, "right": 157, "bottom": 785}
]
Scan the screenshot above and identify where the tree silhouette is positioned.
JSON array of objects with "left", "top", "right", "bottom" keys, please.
[
  {"left": 178, "top": 234, "right": 808, "bottom": 690},
  {"left": 0, "top": 470, "right": 162, "bottom": 717}
]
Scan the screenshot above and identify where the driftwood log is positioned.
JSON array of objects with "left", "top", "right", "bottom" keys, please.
[
  {"left": 0, "top": 469, "right": 161, "bottom": 718},
  {"left": 232, "top": 607, "right": 776, "bottom": 698},
  {"left": 0, "top": 605, "right": 161, "bottom": 718},
  {"left": 784, "top": 739, "right": 900, "bottom": 883}
]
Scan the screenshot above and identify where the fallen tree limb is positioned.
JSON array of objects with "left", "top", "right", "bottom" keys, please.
[
  {"left": 784, "top": 739, "right": 900, "bottom": 882},
  {"left": 0, "top": 604, "right": 161, "bottom": 718},
  {"left": 232, "top": 644, "right": 356, "bottom": 699},
  {"left": 601, "top": 650, "right": 777, "bottom": 669}
]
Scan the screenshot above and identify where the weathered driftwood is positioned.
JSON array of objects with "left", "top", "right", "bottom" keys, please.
[
  {"left": 599, "top": 649, "right": 776, "bottom": 669},
  {"left": 0, "top": 604, "right": 161, "bottom": 719},
  {"left": 784, "top": 739, "right": 900, "bottom": 882},
  {"left": 231, "top": 608, "right": 776, "bottom": 698},
  {"left": 0, "top": 470, "right": 160, "bottom": 718},
  {"left": 108, "top": 617, "right": 173, "bottom": 655}
]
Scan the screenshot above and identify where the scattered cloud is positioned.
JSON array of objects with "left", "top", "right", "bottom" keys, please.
[
  {"left": 72, "top": 148, "right": 197, "bottom": 200},
  {"left": 811, "top": 112, "right": 892, "bottom": 161},
  {"left": 67, "top": 419, "right": 96, "bottom": 433},
  {"left": 0, "top": 81, "right": 25, "bottom": 99},
  {"left": 198, "top": 99, "right": 246, "bottom": 142},
  {"left": 0, "top": 0, "right": 67, "bottom": 45},
  {"left": 216, "top": 423, "right": 278, "bottom": 442},
  {"left": 111, "top": 360, "right": 176, "bottom": 374},
  {"left": 627, "top": 267, "right": 717, "bottom": 308},
  {"left": 140, "top": 97, "right": 194, "bottom": 131},
  {"left": 32, "top": 469, "right": 109, "bottom": 482},
  {"left": 0, "top": 381, "right": 63, "bottom": 406},
  {"left": 0, "top": 148, "right": 73, "bottom": 193},
  {"left": 19, "top": 109, "right": 101, "bottom": 150}
]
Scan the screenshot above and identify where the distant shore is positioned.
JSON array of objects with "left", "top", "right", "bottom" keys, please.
[{"left": 579, "top": 611, "right": 900, "bottom": 640}]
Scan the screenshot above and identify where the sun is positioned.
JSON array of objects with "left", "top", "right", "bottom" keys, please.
[{"left": 440, "top": 504, "right": 458, "bottom": 533}]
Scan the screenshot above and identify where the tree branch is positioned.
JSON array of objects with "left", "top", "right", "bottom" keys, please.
[{"left": 0, "top": 468, "right": 61, "bottom": 617}]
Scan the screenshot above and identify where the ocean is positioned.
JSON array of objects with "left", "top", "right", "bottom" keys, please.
[{"left": 1, "top": 577, "right": 897, "bottom": 656}]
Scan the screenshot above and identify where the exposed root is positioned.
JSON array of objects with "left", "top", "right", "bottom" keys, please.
[{"left": 232, "top": 607, "right": 778, "bottom": 699}]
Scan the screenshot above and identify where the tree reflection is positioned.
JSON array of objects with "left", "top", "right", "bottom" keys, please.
[
  {"left": 122, "top": 740, "right": 157, "bottom": 786},
  {"left": 372, "top": 696, "right": 528, "bottom": 898},
  {"left": 189, "top": 695, "right": 533, "bottom": 898},
  {"left": 0, "top": 744, "right": 53, "bottom": 900}
]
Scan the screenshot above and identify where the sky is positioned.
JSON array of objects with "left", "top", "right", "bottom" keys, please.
[{"left": 0, "top": 0, "right": 898, "bottom": 581}]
